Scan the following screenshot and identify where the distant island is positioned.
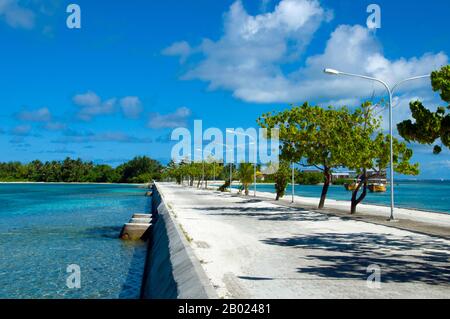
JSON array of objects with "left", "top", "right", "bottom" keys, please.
[{"left": 0, "top": 156, "right": 163, "bottom": 184}]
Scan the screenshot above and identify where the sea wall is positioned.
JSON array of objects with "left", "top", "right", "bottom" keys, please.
[{"left": 140, "top": 183, "right": 217, "bottom": 299}]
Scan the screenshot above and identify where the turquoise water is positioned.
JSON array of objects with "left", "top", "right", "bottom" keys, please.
[
  {"left": 0, "top": 184, "right": 149, "bottom": 299},
  {"left": 236, "top": 180, "right": 450, "bottom": 213}
]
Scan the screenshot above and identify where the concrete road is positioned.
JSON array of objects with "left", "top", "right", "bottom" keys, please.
[{"left": 157, "top": 183, "right": 450, "bottom": 299}]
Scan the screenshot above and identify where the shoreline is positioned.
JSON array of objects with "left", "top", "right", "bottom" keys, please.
[
  {"left": 0, "top": 181, "right": 150, "bottom": 186},
  {"left": 209, "top": 181, "right": 449, "bottom": 215}
]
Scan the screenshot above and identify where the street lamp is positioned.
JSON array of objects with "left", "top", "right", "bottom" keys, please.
[
  {"left": 226, "top": 130, "right": 258, "bottom": 197},
  {"left": 214, "top": 142, "right": 240, "bottom": 192},
  {"left": 199, "top": 148, "right": 219, "bottom": 182},
  {"left": 291, "top": 162, "right": 295, "bottom": 204},
  {"left": 324, "top": 68, "right": 430, "bottom": 220}
]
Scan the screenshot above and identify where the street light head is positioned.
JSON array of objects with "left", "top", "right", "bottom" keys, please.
[{"left": 324, "top": 68, "right": 340, "bottom": 75}]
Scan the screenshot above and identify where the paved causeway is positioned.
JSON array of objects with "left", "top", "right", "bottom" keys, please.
[{"left": 157, "top": 183, "right": 450, "bottom": 299}]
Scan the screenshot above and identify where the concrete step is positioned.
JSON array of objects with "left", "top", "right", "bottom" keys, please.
[
  {"left": 120, "top": 223, "right": 152, "bottom": 241},
  {"left": 133, "top": 213, "right": 152, "bottom": 219},
  {"left": 129, "top": 217, "right": 152, "bottom": 224}
]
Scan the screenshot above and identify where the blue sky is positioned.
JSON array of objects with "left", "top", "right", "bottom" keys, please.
[{"left": 0, "top": 0, "right": 449, "bottom": 178}]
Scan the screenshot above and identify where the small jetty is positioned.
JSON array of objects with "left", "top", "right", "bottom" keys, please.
[{"left": 120, "top": 213, "right": 153, "bottom": 241}]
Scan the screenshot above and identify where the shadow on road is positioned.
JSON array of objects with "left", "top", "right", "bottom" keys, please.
[{"left": 262, "top": 232, "right": 450, "bottom": 285}]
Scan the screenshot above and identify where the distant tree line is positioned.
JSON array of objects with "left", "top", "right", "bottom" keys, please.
[{"left": 0, "top": 156, "right": 163, "bottom": 183}]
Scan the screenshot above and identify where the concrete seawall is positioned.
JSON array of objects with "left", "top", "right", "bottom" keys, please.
[{"left": 140, "top": 183, "right": 217, "bottom": 299}]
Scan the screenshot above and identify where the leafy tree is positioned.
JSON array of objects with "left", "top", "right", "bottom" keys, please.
[
  {"left": 343, "top": 102, "right": 419, "bottom": 214},
  {"left": 117, "top": 156, "right": 163, "bottom": 183},
  {"left": 258, "top": 103, "right": 354, "bottom": 209},
  {"left": 397, "top": 65, "right": 450, "bottom": 154},
  {"left": 0, "top": 156, "right": 163, "bottom": 184},
  {"left": 273, "top": 161, "right": 290, "bottom": 200},
  {"left": 295, "top": 171, "right": 324, "bottom": 185},
  {"left": 237, "top": 162, "right": 254, "bottom": 196}
]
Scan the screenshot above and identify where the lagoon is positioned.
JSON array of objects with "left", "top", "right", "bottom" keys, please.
[{"left": 0, "top": 184, "right": 148, "bottom": 299}]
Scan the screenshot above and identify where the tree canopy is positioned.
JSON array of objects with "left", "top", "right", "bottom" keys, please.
[
  {"left": 258, "top": 101, "right": 418, "bottom": 213},
  {"left": 258, "top": 103, "right": 356, "bottom": 208},
  {"left": 0, "top": 156, "right": 162, "bottom": 183},
  {"left": 397, "top": 65, "right": 450, "bottom": 154}
]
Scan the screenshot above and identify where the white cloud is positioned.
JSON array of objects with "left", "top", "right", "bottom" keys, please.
[
  {"left": 17, "top": 107, "right": 51, "bottom": 122},
  {"left": 11, "top": 124, "right": 31, "bottom": 136},
  {"left": 166, "top": 1, "right": 447, "bottom": 104},
  {"left": 120, "top": 96, "right": 143, "bottom": 119},
  {"left": 162, "top": 41, "right": 193, "bottom": 63},
  {"left": 0, "top": 0, "right": 35, "bottom": 29},
  {"left": 52, "top": 131, "right": 153, "bottom": 144},
  {"left": 148, "top": 107, "right": 191, "bottom": 129},
  {"left": 73, "top": 91, "right": 146, "bottom": 121},
  {"left": 73, "top": 91, "right": 117, "bottom": 121}
]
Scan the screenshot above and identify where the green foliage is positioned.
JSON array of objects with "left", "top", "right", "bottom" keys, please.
[
  {"left": 163, "top": 160, "right": 224, "bottom": 188},
  {"left": 333, "top": 178, "right": 353, "bottom": 186},
  {"left": 237, "top": 162, "right": 254, "bottom": 196},
  {"left": 295, "top": 171, "right": 324, "bottom": 185},
  {"left": 274, "top": 161, "right": 290, "bottom": 200},
  {"left": 397, "top": 65, "right": 450, "bottom": 153},
  {"left": 432, "top": 64, "right": 450, "bottom": 103},
  {"left": 0, "top": 156, "right": 162, "bottom": 183},
  {"left": 258, "top": 103, "right": 356, "bottom": 208},
  {"left": 341, "top": 102, "right": 418, "bottom": 214},
  {"left": 258, "top": 101, "right": 418, "bottom": 212},
  {"left": 117, "top": 156, "right": 163, "bottom": 183}
]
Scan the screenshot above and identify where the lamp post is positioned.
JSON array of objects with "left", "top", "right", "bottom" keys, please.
[
  {"left": 200, "top": 148, "right": 219, "bottom": 182},
  {"left": 291, "top": 162, "right": 295, "bottom": 204},
  {"left": 213, "top": 142, "right": 235, "bottom": 192},
  {"left": 180, "top": 154, "right": 192, "bottom": 187},
  {"left": 226, "top": 130, "right": 257, "bottom": 197},
  {"left": 323, "top": 68, "right": 430, "bottom": 220}
]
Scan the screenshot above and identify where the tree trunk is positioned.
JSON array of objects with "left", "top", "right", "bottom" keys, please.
[
  {"left": 318, "top": 167, "right": 331, "bottom": 209},
  {"left": 351, "top": 171, "right": 368, "bottom": 214},
  {"left": 275, "top": 193, "right": 280, "bottom": 201},
  {"left": 197, "top": 179, "right": 201, "bottom": 188}
]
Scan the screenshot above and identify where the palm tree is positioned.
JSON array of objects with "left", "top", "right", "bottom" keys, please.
[{"left": 238, "top": 162, "right": 254, "bottom": 196}]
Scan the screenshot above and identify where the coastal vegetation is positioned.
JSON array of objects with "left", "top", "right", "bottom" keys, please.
[
  {"left": 0, "top": 156, "right": 163, "bottom": 183},
  {"left": 340, "top": 102, "right": 419, "bottom": 214},
  {"left": 273, "top": 161, "right": 290, "bottom": 200},
  {"left": 258, "top": 104, "right": 356, "bottom": 209},
  {"left": 398, "top": 64, "right": 450, "bottom": 154},
  {"left": 237, "top": 163, "right": 254, "bottom": 196},
  {"left": 258, "top": 102, "right": 419, "bottom": 213},
  {"left": 263, "top": 170, "right": 323, "bottom": 185}
]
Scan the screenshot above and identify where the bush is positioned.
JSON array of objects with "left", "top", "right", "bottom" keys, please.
[{"left": 295, "top": 171, "right": 324, "bottom": 185}]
